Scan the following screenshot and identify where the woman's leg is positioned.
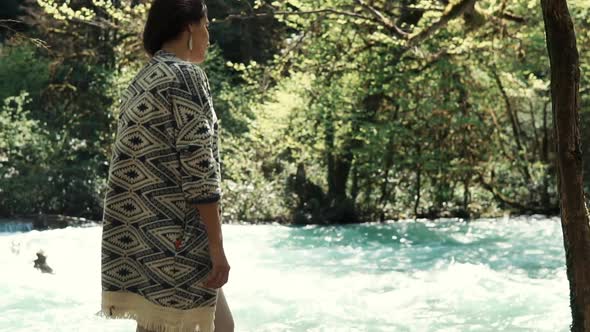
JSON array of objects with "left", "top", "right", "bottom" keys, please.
[{"left": 214, "top": 287, "right": 235, "bottom": 332}]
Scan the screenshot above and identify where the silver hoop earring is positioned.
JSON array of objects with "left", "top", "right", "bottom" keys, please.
[{"left": 188, "top": 32, "right": 193, "bottom": 51}]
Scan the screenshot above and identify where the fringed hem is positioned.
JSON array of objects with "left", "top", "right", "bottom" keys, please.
[{"left": 97, "top": 291, "right": 216, "bottom": 332}]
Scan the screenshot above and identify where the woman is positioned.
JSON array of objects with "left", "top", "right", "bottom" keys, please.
[{"left": 99, "top": 0, "right": 234, "bottom": 331}]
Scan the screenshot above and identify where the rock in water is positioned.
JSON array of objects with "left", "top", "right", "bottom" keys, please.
[{"left": 34, "top": 251, "right": 54, "bottom": 274}]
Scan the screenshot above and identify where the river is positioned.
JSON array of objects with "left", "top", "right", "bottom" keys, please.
[{"left": 0, "top": 216, "right": 569, "bottom": 331}]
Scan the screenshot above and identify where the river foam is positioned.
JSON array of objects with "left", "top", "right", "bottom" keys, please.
[{"left": 0, "top": 216, "right": 569, "bottom": 331}]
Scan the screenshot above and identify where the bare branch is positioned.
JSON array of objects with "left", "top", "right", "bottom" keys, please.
[
  {"left": 212, "top": 8, "right": 373, "bottom": 23},
  {"left": 406, "top": 0, "right": 477, "bottom": 48},
  {"left": 0, "top": 19, "right": 48, "bottom": 49},
  {"left": 498, "top": 11, "right": 526, "bottom": 23},
  {"left": 477, "top": 172, "right": 528, "bottom": 210},
  {"left": 353, "top": 0, "right": 409, "bottom": 37}
]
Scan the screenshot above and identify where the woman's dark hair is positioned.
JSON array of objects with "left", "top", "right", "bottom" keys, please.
[{"left": 143, "top": 0, "right": 208, "bottom": 56}]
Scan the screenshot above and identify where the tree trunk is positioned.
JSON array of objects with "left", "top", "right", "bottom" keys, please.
[
  {"left": 327, "top": 151, "right": 353, "bottom": 202},
  {"left": 542, "top": 101, "right": 552, "bottom": 208},
  {"left": 541, "top": 0, "right": 590, "bottom": 330},
  {"left": 413, "top": 143, "right": 422, "bottom": 217}
]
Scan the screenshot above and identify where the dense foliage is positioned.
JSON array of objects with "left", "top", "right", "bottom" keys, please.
[{"left": 0, "top": 0, "right": 588, "bottom": 223}]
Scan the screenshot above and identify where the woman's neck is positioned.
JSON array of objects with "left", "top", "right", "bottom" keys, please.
[{"left": 160, "top": 35, "right": 192, "bottom": 62}]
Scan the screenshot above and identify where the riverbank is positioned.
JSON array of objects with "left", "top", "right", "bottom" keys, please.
[
  {"left": 0, "top": 210, "right": 562, "bottom": 232},
  {"left": 0, "top": 214, "right": 97, "bottom": 232}
]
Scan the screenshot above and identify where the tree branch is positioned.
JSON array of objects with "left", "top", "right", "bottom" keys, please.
[
  {"left": 405, "top": 0, "right": 477, "bottom": 48},
  {"left": 0, "top": 19, "right": 48, "bottom": 49},
  {"left": 212, "top": 8, "right": 373, "bottom": 23},
  {"left": 477, "top": 172, "right": 528, "bottom": 210},
  {"left": 353, "top": 0, "right": 409, "bottom": 37},
  {"left": 498, "top": 11, "right": 526, "bottom": 23}
]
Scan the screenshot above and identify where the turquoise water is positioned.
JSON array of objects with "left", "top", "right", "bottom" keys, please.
[{"left": 0, "top": 216, "right": 570, "bottom": 331}]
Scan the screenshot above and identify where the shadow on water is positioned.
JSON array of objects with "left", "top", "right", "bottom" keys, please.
[
  {"left": 0, "top": 221, "right": 33, "bottom": 233},
  {"left": 269, "top": 217, "right": 564, "bottom": 279},
  {"left": 274, "top": 219, "right": 487, "bottom": 248}
]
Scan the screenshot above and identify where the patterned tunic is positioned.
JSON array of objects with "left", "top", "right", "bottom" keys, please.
[{"left": 100, "top": 49, "right": 222, "bottom": 332}]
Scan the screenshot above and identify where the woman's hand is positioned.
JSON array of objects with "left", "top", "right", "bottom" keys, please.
[{"left": 204, "top": 246, "right": 230, "bottom": 288}]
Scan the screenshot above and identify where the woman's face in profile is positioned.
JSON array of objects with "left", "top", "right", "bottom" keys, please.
[{"left": 190, "top": 15, "right": 210, "bottom": 64}]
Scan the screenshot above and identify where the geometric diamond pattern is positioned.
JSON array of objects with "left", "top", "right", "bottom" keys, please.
[
  {"left": 104, "top": 192, "right": 157, "bottom": 224},
  {"left": 102, "top": 258, "right": 150, "bottom": 288},
  {"left": 116, "top": 125, "right": 169, "bottom": 157},
  {"left": 144, "top": 256, "right": 178, "bottom": 285},
  {"left": 102, "top": 225, "right": 149, "bottom": 256},
  {"left": 101, "top": 49, "right": 223, "bottom": 312},
  {"left": 109, "top": 158, "right": 160, "bottom": 189},
  {"left": 143, "top": 223, "right": 182, "bottom": 254},
  {"left": 126, "top": 91, "right": 169, "bottom": 124},
  {"left": 151, "top": 193, "right": 187, "bottom": 221}
]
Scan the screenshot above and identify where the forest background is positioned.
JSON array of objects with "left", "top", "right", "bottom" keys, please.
[{"left": 0, "top": 0, "right": 588, "bottom": 225}]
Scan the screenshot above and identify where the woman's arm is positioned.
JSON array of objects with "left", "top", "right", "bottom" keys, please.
[
  {"left": 169, "top": 62, "right": 230, "bottom": 288},
  {"left": 195, "top": 201, "right": 223, "bottom": 251},
  {"left": 195, "top": 201, "right": 230, "bottom": 289}
]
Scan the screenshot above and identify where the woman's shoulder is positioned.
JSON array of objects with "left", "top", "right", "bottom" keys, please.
[
  {"left": 128, "top": 56, "right": 178, "bottom": 90},
  {"left": 171, "top": 62, "right": 208, "bottom": 89},
  {"left": 152, "top": 50, "right": 207, "bottom": 81},
  {"left": 166, "top": 64, "right": 210, "bottom": 99}
]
